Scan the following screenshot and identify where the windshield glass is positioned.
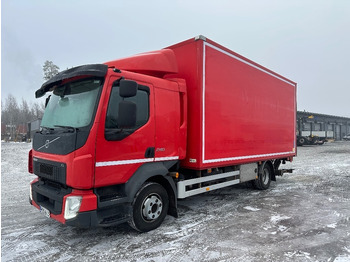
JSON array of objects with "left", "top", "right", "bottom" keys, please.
[{"left": 41, "top": 78, "right": 103, "bottom": 128}]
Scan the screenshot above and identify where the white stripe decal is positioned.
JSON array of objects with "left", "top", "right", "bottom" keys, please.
[
  {"left": 96, "top": 156, "right": 179, "bottom": 167},
  {"left": 96, "top": 158, "right": 153, "bottom": 167},
  {"left": 154, "top": 156, "right": 179, "bottom": 162},
  {"left": 202, "top": 42, "right": 206, "bottom": 163},
  {"left": 203, "top": 151, "right": 294, "bottom": 164}
]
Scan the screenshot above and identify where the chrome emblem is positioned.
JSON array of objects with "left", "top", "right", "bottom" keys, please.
[{"left": 38, "top": 137, "right": 61, "bottom": 150}]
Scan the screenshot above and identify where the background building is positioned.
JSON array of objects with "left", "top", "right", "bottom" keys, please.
[{"left": 297, "top": 111, "right": 350, "bottom": 141}]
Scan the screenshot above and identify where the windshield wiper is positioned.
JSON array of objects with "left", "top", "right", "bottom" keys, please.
[
  {"left": 54, "top": 125, "right": 77, "bottom": 133},
  {"left": 40, "top": 126, "right": 54, "bottom": 134}
]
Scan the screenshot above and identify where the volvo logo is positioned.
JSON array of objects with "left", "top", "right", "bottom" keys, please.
[{"left": 38, "top": 137, "right": 61, "bottom": 150}]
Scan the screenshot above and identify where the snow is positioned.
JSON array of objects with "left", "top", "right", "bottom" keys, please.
[
  {"left": 243, "top": 206, "right": 261, "bottom": 212},
  {"left": 270, "top": 214, "right": 291, "bottom": 224},
  {"left": 1, "top": 141, "right": 350, "bottom": 261}
]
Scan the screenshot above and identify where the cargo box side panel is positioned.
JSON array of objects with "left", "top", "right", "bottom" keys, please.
[
  {"left": 167, "top": 40, "right": 204, "bottom": 169},
  {"left": 202, "top": 42, "right": 296, "bottom": 166}
]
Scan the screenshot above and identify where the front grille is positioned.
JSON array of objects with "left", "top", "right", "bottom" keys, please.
[
  {"left": 33, "top": 158, "right": 66, "bottom": 185},
  {"left": 40, "top": 163, "right": 55, "bottom": 176}
]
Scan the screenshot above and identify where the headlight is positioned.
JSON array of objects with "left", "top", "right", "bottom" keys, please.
[{"left": 64, "top": 196, "right": 82, "bottom": 220}]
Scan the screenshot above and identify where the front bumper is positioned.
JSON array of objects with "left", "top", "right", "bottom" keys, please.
[{"left": 30, "top": 179, "right": 131, "bottom": 228}]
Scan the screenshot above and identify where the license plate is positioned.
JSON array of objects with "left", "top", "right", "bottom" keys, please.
[{"left": 40, "top": 206, "right": 50, "bottom": 218}]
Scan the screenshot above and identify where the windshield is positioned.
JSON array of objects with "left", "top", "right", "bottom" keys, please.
[{"left": 41, "top": 78, "right": 103, "bottom": 129}]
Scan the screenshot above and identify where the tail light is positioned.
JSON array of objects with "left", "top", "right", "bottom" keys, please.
[{"left": 28, "top": 150, "right": 33, "bottom": 173}]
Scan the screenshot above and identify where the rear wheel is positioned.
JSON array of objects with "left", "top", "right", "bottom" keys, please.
[
  {"left": 254, "top": 162, "right": 272, "bottom": 190},
  {"left": 129, "top": 182, "right": 169, "bottom": 232}
]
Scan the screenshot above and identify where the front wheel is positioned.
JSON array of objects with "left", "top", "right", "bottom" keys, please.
[
  {"left": 129, "top": 182, "right": 169, "bottom": 232},
  {"left": 254, "top": 162, "right": 272, "bottom": 190}
]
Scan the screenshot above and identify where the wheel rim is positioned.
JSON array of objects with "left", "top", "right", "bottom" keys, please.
[
  {"left": 142, "top": 194, "right": 163, "bottom": 221},
  {"left": 262, "top": 167, "right": 270, "bottom": 185}
]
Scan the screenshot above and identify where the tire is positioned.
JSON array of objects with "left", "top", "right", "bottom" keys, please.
[
  {"left": 129, "top": 182, "right": 169, "bottom": 232},
  {"left": 297, "top": 137, "right": 306, "bottom": 146},
  {"left": 254, "top": 162, "right": 272, "bottom": 190}
]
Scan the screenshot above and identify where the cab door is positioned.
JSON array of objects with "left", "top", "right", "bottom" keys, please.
[{"left": 94, "top": 76, "right": 155, "bottom": 187}]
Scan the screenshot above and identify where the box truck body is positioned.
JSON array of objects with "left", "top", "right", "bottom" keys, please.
[
  {"left": 167, "top": 36, "right": 296, "bottom": 169},
  {"left": 29, "top": 36, "right": 296, "bottom": 232}
]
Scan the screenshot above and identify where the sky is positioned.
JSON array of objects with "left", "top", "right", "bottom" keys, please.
[{"left": 2, "top": 0, "right": 350, "bottom": 117}]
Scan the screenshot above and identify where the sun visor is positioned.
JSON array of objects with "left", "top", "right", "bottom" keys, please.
[{"left": 35, "top": 64, "right": 108, "bottom": 98}]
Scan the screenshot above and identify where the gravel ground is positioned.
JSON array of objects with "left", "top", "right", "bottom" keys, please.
[{"left": 1, "top": 141, "right": 350, "bottom": 262}]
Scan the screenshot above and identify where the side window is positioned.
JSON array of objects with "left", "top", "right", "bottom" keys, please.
[{"left": 105, "top": 85, "right": 149, "bottom": 130}]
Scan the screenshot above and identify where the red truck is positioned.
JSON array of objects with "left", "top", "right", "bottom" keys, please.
[{"left": 29, "top": 36, "right": 296, "bottom": 232}]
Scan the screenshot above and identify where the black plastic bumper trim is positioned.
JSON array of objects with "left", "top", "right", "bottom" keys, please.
[{"left": 65, "top": 209, "right": 130, "bottom": 228}]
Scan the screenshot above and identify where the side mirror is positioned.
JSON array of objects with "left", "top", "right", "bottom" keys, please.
[
  {"left": 119, "top": 80, "right": 137, "bottom": 98},
  {"left": 118, "top": 101, "right": 136, "bottom": 129}
]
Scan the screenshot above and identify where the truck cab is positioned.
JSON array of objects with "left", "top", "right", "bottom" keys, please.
[{"left": 29, "top": 52, "right": 187, "bottom": 232}]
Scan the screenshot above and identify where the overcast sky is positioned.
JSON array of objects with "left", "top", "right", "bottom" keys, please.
[{"left": 2, "top": 0, "right": 350, "bottom": 117}]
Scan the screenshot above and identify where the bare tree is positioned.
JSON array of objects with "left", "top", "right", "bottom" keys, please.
[
  {"left": 31, "top": 102, "right": 44, "bottom": 119},
  {"left": 20, "top": 99, "right": 31, "bottom": 123},
  {"left": 1, "top": 94, "right": 45, "bottom": 140},
  {"left": 2, "top": 94, "right": 20, "bottom": 139},
  {"left": 43, "top": 60, "right": 60, "bottom": 81},
  {"left": 2, "top": 94, "right": 20, "bottom": 124}
]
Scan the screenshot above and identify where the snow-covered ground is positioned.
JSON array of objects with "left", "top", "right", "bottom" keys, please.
[{"left": 1, "top": 141, "right": 350, "bottom": 261}]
